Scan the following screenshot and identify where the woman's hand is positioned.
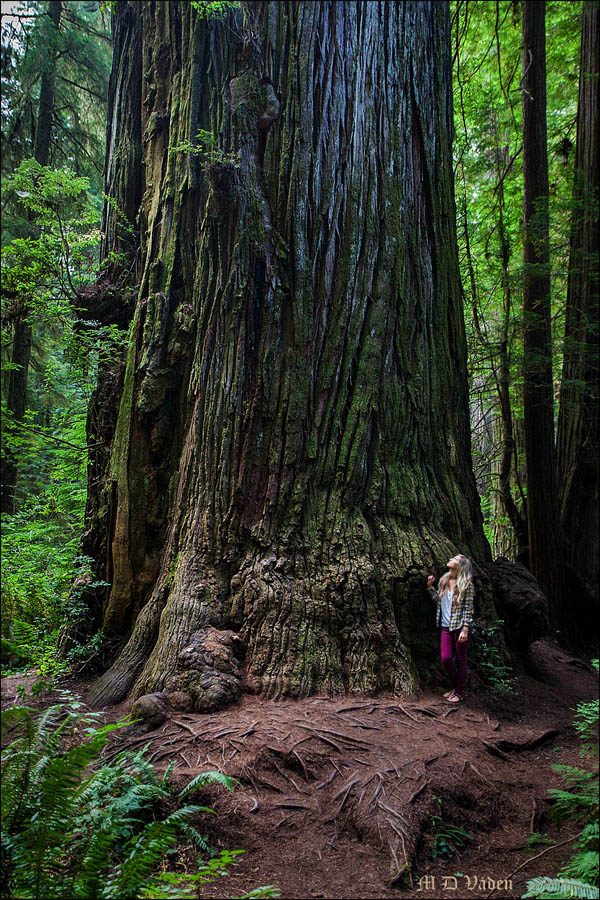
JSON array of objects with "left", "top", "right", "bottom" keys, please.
[
  {"left": 458, "top": 627, "right": 469, "bottom": 643},
  {"left": 427, "top": 575, "right": 435, "bottom": 588}
]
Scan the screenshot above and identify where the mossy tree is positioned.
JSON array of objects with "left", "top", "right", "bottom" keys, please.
[{"left": 86, "top": 0, "right": 495, "bottom": 709}]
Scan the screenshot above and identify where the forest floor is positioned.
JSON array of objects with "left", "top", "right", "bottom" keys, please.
[{"left": 1, "top": 638, "right": 597, "bottom": 900}]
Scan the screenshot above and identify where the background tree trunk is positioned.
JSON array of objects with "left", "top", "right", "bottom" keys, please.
[
  {"left": 34, "top": 0, "right": 62, "bottom": 167},
  {"left": 1, "top": 314, "right": 32, "bottom": 514},
  {"left": 556, "top": 0, "right": 599, "bottom": 632},
  {"left": 87, "top": 0, "right": 494, "bottom": 710},
  {"left": 520, "top": 1, "right": 566, "bottom": 628}
]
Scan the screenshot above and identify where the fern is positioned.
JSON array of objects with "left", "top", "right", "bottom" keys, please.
[
  {"left": 549, "top": 766, "right": 599, "bottom": 823},
  {"left": 526, "top": 659, "right": 599, "bottom": 900},
  {"left": 102, "top": 806, "right": 206, "bottom": 900},
  {"left": 2, "top": 702, "right": 129, "bottom": 899},
  {"left": 234, "top": 888, "right": 282, "bottom": 899},
  {"left": 557, "top": 824, "right": 600, "bottom": 888},
  {"left": 560, "top": 854, "right": 600, "bottom": 887},
  {"left": 1, "top": 700, "right": 264, "bottom": 899},
  {"left": 522, "top": 876, "right": 599, "bottom": 898},
  {"left": 527, "top": 832, "right": 557, "bottom": 848},
  {"left": 179, "top": 769, "right": 237, "bottom": 797}
]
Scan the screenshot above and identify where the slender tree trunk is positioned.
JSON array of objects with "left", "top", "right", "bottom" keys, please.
[
  {"left": 521, "top": 1, "right": 565, "bottom": 625},
  {"left": 494, "top": 143, "right": 527, "bottom": 556},
  {"left": 556, "top": 0, "right": 599, "bottom": 628},
  {"left": 1, "top": 315, "right": 32, "bottom": 514},
  {"left": 87, "top": 0, "right": 494, "bottom": 710},
  {"left": 34, "top": 0, "right": 62, "bottom": 166},
  {"left": 1, "top": 0, "right": 62, "bottom": 514}
]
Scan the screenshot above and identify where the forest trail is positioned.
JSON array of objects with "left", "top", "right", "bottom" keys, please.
[{"left": 2, "top": 639, "right": 597, "bottom": 900}]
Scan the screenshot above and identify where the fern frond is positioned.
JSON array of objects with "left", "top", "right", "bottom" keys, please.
[
  {"left": 102, "top": 812, "right": 194, "bottom": 899},
  {"left": 179, "top": 770, "right": 237, "bottom": 798},
  {"left": 578, "top": 824, "right": 600, "bottom": 849},
  {"left": 559, "top": 851, "right": 600, "bottom": 887},
  {"left": 522, "top": 876, "right": 599, "bottom": 898},
  {"left": 177, "top": 822, "right": 212, "bottom": 853},
  {"left": 2, "top": 703, "right": 248, "bottom": 900},
  {"left": 234, "top": 887, "right": 282, "bottom": 899}
]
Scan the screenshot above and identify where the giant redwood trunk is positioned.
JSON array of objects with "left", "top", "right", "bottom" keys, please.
[{"left": 87, "top": 0, "right": 492, "bottom": 709}]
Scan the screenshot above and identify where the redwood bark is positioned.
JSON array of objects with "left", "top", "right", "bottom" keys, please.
[
  {"left": 87, "top": 0, "right": 493, "bottom": 709},
  {"left": 556, "top": 0, "right": 599, "bottom": 622},
  {"left": 521, "top": 2, "right": 566, "bottom": 623}
]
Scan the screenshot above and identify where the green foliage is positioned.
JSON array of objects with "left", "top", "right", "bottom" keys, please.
[
  {"left": 523, "top": 661, "right": 599, "bottom": 899},
  {"left": 1, "top": 0, "right": 111, "bottom": 198},
  {"left": 170, "top": 129, "right": 240, "bottom": 171},
  {"left": 527, "top": 832, "right": 557, "bottom": 849},
  {"left": 559, "top": 824, "right": 599, "bottom": 887},
  {"left": 572, "top": 662, "right": 600, "bottom": 756},
  {"left": 428, "top": 797, "right": 473, "bottom": 861},
  {"left": 3, "top": 159, "right": 100, "bottom": 299},
  {"left": 548, "top": 766, "right": 599, "bottom": 824},
  {"left": 451, "top": 0, "right": 582, "bottom": 556},
  {"left": 471, "top": 619, "right": 519, "bottom": 698},
  {"left": 432, "top": 824, "right": 473, "bottom": 861},
  {"left": 1, "top": 161, "right": 126, "bottom": 678},
  {"left": 233, "top": 888, "right": 281, "bottom": 900},
  {"left": 190, "top": 1, "right": 240, "bottom": 20},
  {"left": 1, "top": 448, "right": 98, "bottom": 677},
  {"left": 179, "top": 769, "right": 238, "bottom": 797},
  {"left": 1, "top": 698, "right": 269, "bottom": 900},
  {"left": 522, "top": 877, "right": 599, "bottom": 899}
]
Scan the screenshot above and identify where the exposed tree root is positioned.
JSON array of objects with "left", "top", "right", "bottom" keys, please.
[{"left": 98, "top": 692, "right": 520, "bottom": 884}]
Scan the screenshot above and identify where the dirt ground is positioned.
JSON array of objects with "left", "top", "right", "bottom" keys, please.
[{"left": 2, "top": 638, "right": 597, "bottom": 900}]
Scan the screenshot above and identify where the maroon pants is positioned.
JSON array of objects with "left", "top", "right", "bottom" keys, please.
[{"left": 440, "top": 627, "right": 469, "bottom": 694}]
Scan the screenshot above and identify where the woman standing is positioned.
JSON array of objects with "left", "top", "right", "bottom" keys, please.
[{"left": 426, "top": 555, "right": 475, "bottom": 703}]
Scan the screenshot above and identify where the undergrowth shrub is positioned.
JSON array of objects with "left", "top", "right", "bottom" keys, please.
[
  {"left": 428, "top": 796, "right": 473, "bottom": 861},
  {"left": 471, "top": 619, "right": 519, "bottom": 698},
  {"left": 1, "top": 694, "right": 279, "bottom": 899},
  {"left": 522, "top": 660, "right": 599, "bottom": 900}
]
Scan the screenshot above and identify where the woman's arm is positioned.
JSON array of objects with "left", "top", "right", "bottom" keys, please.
[
  {"left": 460, "top": 583, "right": 475, "bottom": 628},
  {"left": 426, "top": 575, "right": 440, "bottom": 603}
]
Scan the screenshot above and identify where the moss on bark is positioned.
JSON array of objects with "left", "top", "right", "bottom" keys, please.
[{"left": 86, "top": 1, "right": 496, "bottom": 710}]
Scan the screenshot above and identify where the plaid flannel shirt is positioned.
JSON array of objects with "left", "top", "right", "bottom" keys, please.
[{"left": 427, "top": 582, "right": 475, "bottom": 631}]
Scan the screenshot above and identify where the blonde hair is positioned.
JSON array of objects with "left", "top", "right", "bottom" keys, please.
[{"left": 438, "top": 554, "right": 473, "bottom": 606}]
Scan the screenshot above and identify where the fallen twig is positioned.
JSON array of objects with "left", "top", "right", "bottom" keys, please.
[
  {"left": 316, "top": 769, "right": 338, "bottom": 790},
  {"left": 172, "top": 718, "right": 198, "bottom": 737},
  {"left": 238, "top": 721, "right": 258, "bottom": 737},
  {"left": 395, "top": 703, "right": 420, "bottom": 723},
  {"left": 291, "top": 748, "right": 310, "bottom": 781},
  {"left": 333, "top": 776, "right": 361, "bottom": 812},
  {"left": 413, "top": 707, "right": 440, "bottom": 718},
  {"left": 179, "top": 749, "right": 192, "bottom": 768},
  {"left": 484, "top": 832, "right": 583, "bottom": 898},
  {"left": 482, "top": 740, "right": 510, "bottom": 760},
  {"left": 408, "top": 779, "right": 430, "bottom": 804},
  {"left": 467, "top": 761, "right": 495, "bottom": 788}
]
